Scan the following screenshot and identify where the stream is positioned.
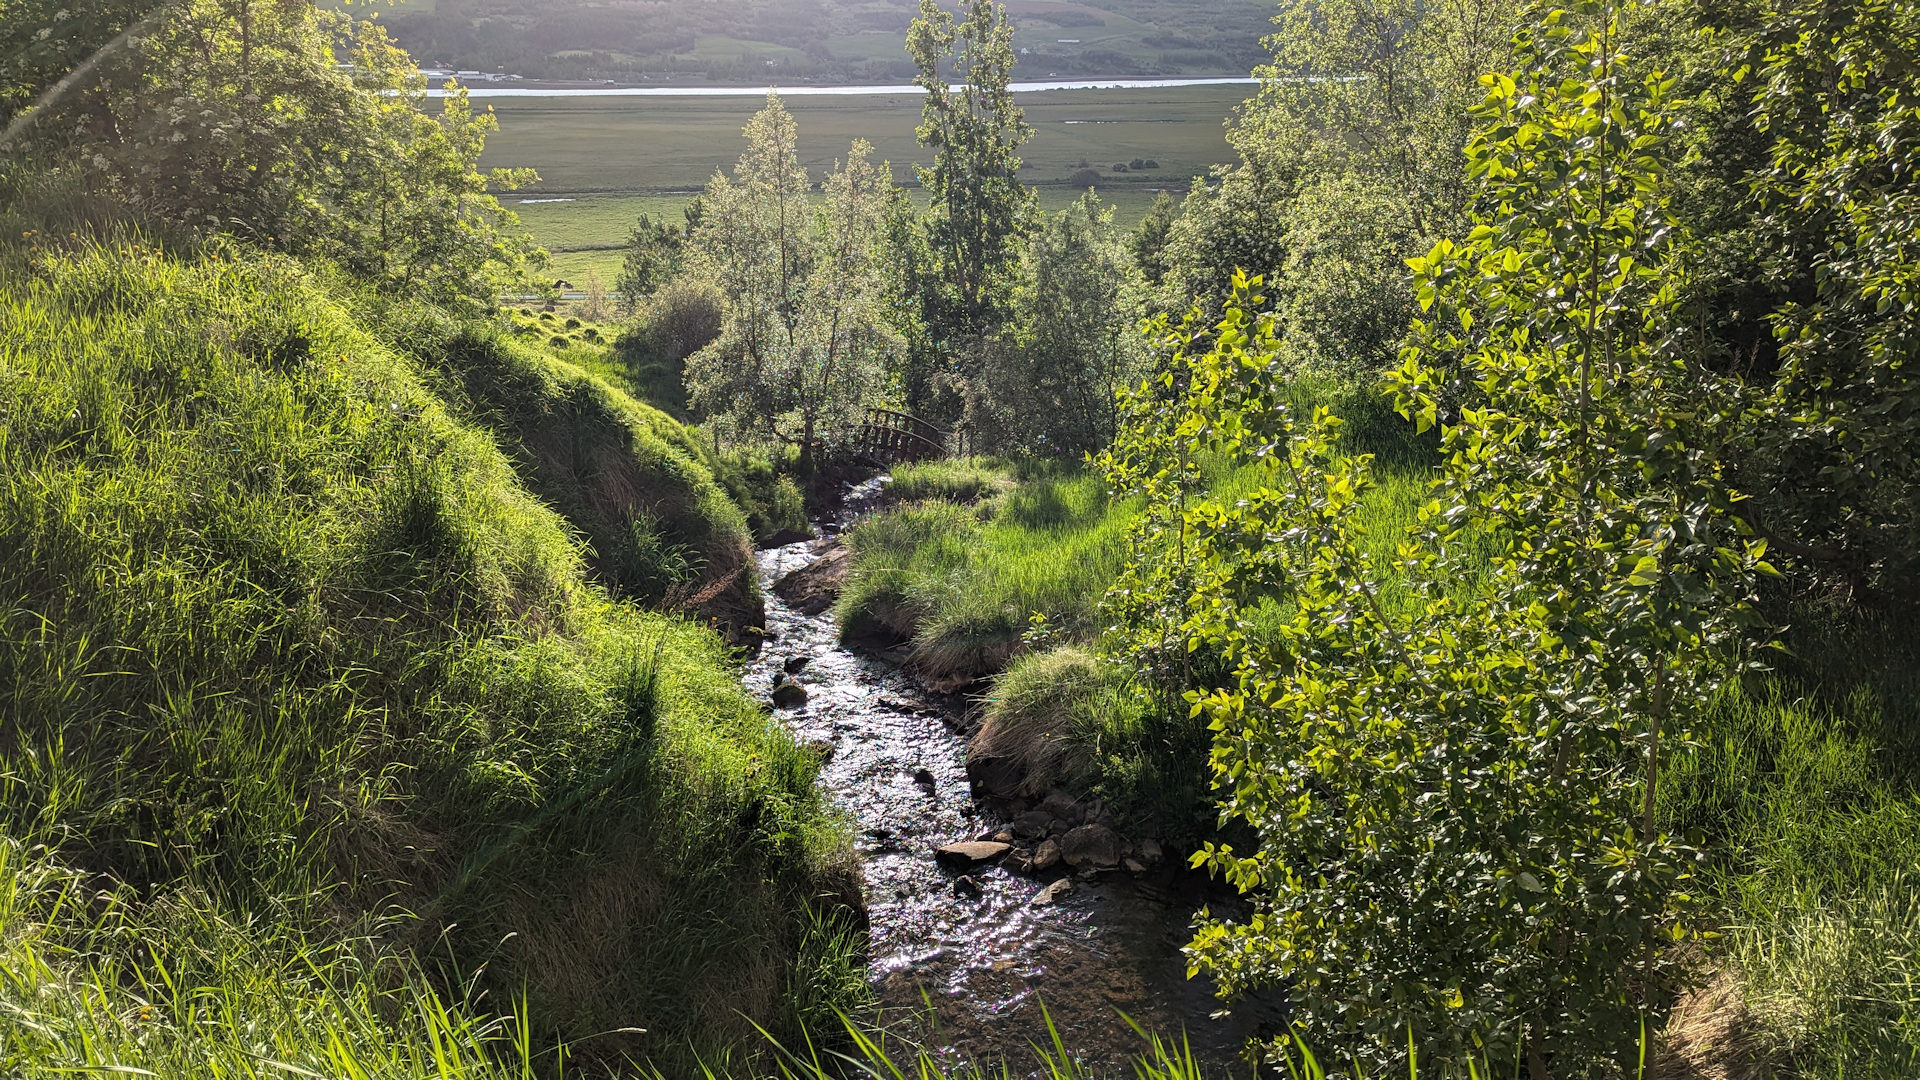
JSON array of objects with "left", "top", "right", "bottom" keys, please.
[{"left": 744, "top": 477, "right": 1282, "bottom": 1076}]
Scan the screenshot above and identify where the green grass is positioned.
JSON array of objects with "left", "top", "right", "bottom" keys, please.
[
  {"left": 373, "top": 298, "right": 768, "bottom": 626},
  {"left": 0, "top": 838, "right": 543, "bottom": 1078},
  {"left": 1659, "top": 602, "right": 1920, "bottom": 1075},
  {"left": 479, "top": 85, "right": 1240, "bottom": 196},
  {"left": 837, "top": 461, "right": 1134, "bottom": 679},
  {"left": 884, "top": 456, "right": 1022, "bottom": 503},
  {"left": 0, "top": 236, "right": 856, "bottom": 1073}
]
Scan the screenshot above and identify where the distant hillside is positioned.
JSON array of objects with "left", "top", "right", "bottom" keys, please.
[{"left": 349, "top": 0, "right": 1274, "bottom": 84}]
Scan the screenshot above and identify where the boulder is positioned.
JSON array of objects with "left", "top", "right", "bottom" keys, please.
[
  {"left": 934, "top": 841, "right": 1011, "bottom": 869},
  {"left": 1012, "top": 810, "right": 1053, "bottom": 840},
  {"left": 762, "top": 527, "right": 813, "bottom": 548},
  {"left": 965, "top": 751, "right": 1028, "bottom": 800},
  {"left": 783, "top": 655, "right": 812, "bottom": 675},
  {"left": 1060, "top": 824, "right": 1121, "bottom": 870},
  {"left": 772, "top": 542, "right": 853, "bottom": 616},
  {"left": 1033, "top": 878, "right": 1075, "bottom": 906},
  {"left": 911, "top": 767, "right": 937, "bottom": 788},
  {"left": 1124, "top": 857, "right": 1147, "bottom": 874},
  {"left": 1032, "top": 838, "right": 1062, "bottom": 872},
  {"left": 1002, "top": 848, "right": 1035, "bottom": 874},
  {"left": 1038, "top": 790, "right": 1081, "bottom": 823},
  {"left": 771, "top": 682, "right": 809, "bottom": 709}
]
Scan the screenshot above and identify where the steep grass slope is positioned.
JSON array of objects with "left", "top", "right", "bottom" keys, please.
[
  {"left": 375, "top": 301, "right": 768, "bottom": 636},
  {"left": 0, "top": 240, "right": 857, "bottom": 1071}
]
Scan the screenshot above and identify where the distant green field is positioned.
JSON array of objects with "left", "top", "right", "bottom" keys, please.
[
  {"left": 485, "top": 84, "right": 1238, "bottom": 264},
  {"left": 480, "top": 85, "right": 1238, "bottom": 193},
  {"left": 514, "top": 186, "right": 1178, "bottom": 282}
]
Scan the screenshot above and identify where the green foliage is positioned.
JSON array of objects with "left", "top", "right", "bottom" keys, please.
[
  {"left": 0, "top": 239, "right": 857, "bottom": 1071},
  {"left": 615, "top": 212, "right": 687, "bottom": 311},
  {"left": 1154, "top": 0, "right": 1517, "bottom": 339},
  {"left": 1128, "top": 190, "right": 1181, "bottom": 288},
  {"left": 3, "top": 0, "right": 540, "bottom": 306},
  {"left": 686, "top": 95, "right": 899, "bottom": 460},
  {"left": 1270, "top": 175, "right": 1421, "bottom": 379},
  {"left": 1727, "top": 0, "right": 1920, "bottom": 601},
  {"left": 0, "top": 0, "right": 148, "bottom": 126},
  {"left": 614, "top": 275, "right": 725, "bottom": 417},
  {"left": 974, "top": 192, "right": 1144, "bottom": 456},
  {"left": 908, "top": 0, "right": 1035, "bottom": 345},
  {"left": 1102, "top": 4, "right": 1772, "bottom": 1068},
  {"left": 1152, "top": 165, "right": 1290, "bottom": 320},
  {"left": 1235, "top": 0, "right": 1515, "bottom": 237}
]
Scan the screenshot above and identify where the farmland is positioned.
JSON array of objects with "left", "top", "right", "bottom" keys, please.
[
  {"left": 483, "top": 84, "right": 1244, "bottom": 278},
  {"left": 362, "top": 0, "right": 1274, "bottom": 85}
]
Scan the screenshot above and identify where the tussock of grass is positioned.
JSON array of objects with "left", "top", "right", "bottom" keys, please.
[
  {"left": 972, "top": 646, "right": 1114, "bottom": 795},
  {"left": 836, "top": 471, "right": 1131, "bottom": 679},
  {"left": 0, "top": 239, "right": 857, "bottom": 1072},
  {"left": 885, "top": 457, "right": 1020, "bottom": 504}
]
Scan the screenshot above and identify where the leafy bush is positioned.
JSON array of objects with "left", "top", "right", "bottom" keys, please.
[{"left": 1105, "top": 7, "right": 1768, "bottom": 1069}]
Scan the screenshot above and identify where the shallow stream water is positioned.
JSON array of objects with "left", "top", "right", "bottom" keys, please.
[{"left": 744, "top": 477, "right": 1281, "bottom": 1076}]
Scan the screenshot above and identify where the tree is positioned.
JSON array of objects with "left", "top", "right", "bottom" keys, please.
[
  {"left": 1154, "top": 0, "right": 1519, "bottom": 334},
  {"left": 1105, "top": 3, "right": 1767, "bottom": 1072},
  {"left": 976, "top": 192, "right": 1142, "bottom": 456},
  {"left": 1270, "top": 174, "right": 1420, "bottom": 378},
  {"left": 614, "top": 212, "right": 686, "bottom": 313},
  {"left": 2, "top": 0, "right": 539, "bottom": 305},
  {"left": 1126, "top": 190, "right": 1180, "bottom": 288},
  {"left": 1725, "top": 0, "right": 1920, "bottom": 602},
  {"left": 685, "top": 95, "right": 898, "bottom": 464},
  {"left": 907, "top": 0, "right": 1034, "bottom": 375},
  {"left": 0, "top": 0, "right": 149, "bottom": 135}
]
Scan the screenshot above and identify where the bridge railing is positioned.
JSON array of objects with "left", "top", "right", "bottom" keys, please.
[{"left": 856, "top": 407, "right": 959, "bottom": 464}]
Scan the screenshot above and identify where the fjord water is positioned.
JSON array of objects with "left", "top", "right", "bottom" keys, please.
[
  {"left": 435, "top": 78, "right": 1258, "bottom": 98},
  {"left": 746, "top": 479, "right": 1281, "bottom": 1073}
]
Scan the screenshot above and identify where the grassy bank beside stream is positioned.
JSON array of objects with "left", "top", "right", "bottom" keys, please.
[{"left": 0, "top": 237, "right": 856, "bottom": 1075}]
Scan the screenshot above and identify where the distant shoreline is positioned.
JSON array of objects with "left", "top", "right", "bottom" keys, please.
[{"left": 429, "top": 77, "right": 1260, "bottom": 98}]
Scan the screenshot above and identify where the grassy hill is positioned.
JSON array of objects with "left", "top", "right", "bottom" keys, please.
[{"left": 0, "top": 236, "right": 859, "bottom": 1074}]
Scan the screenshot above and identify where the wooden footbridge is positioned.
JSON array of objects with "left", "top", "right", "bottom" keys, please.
[{"left": 854, "top": 407, "right": 960, "bottom": 464}]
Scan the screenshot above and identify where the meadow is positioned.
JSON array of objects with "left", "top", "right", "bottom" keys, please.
[
  {"left": 483, "top": 84, "right": 1240, "bottom": 277},
  {"left": 518, "top": 188, "right": 1177, "bottom": 284}
]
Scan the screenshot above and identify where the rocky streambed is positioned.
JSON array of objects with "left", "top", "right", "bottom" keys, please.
[{"left": 745, "top": 477, "right": 1282, "bottom": 1075}]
